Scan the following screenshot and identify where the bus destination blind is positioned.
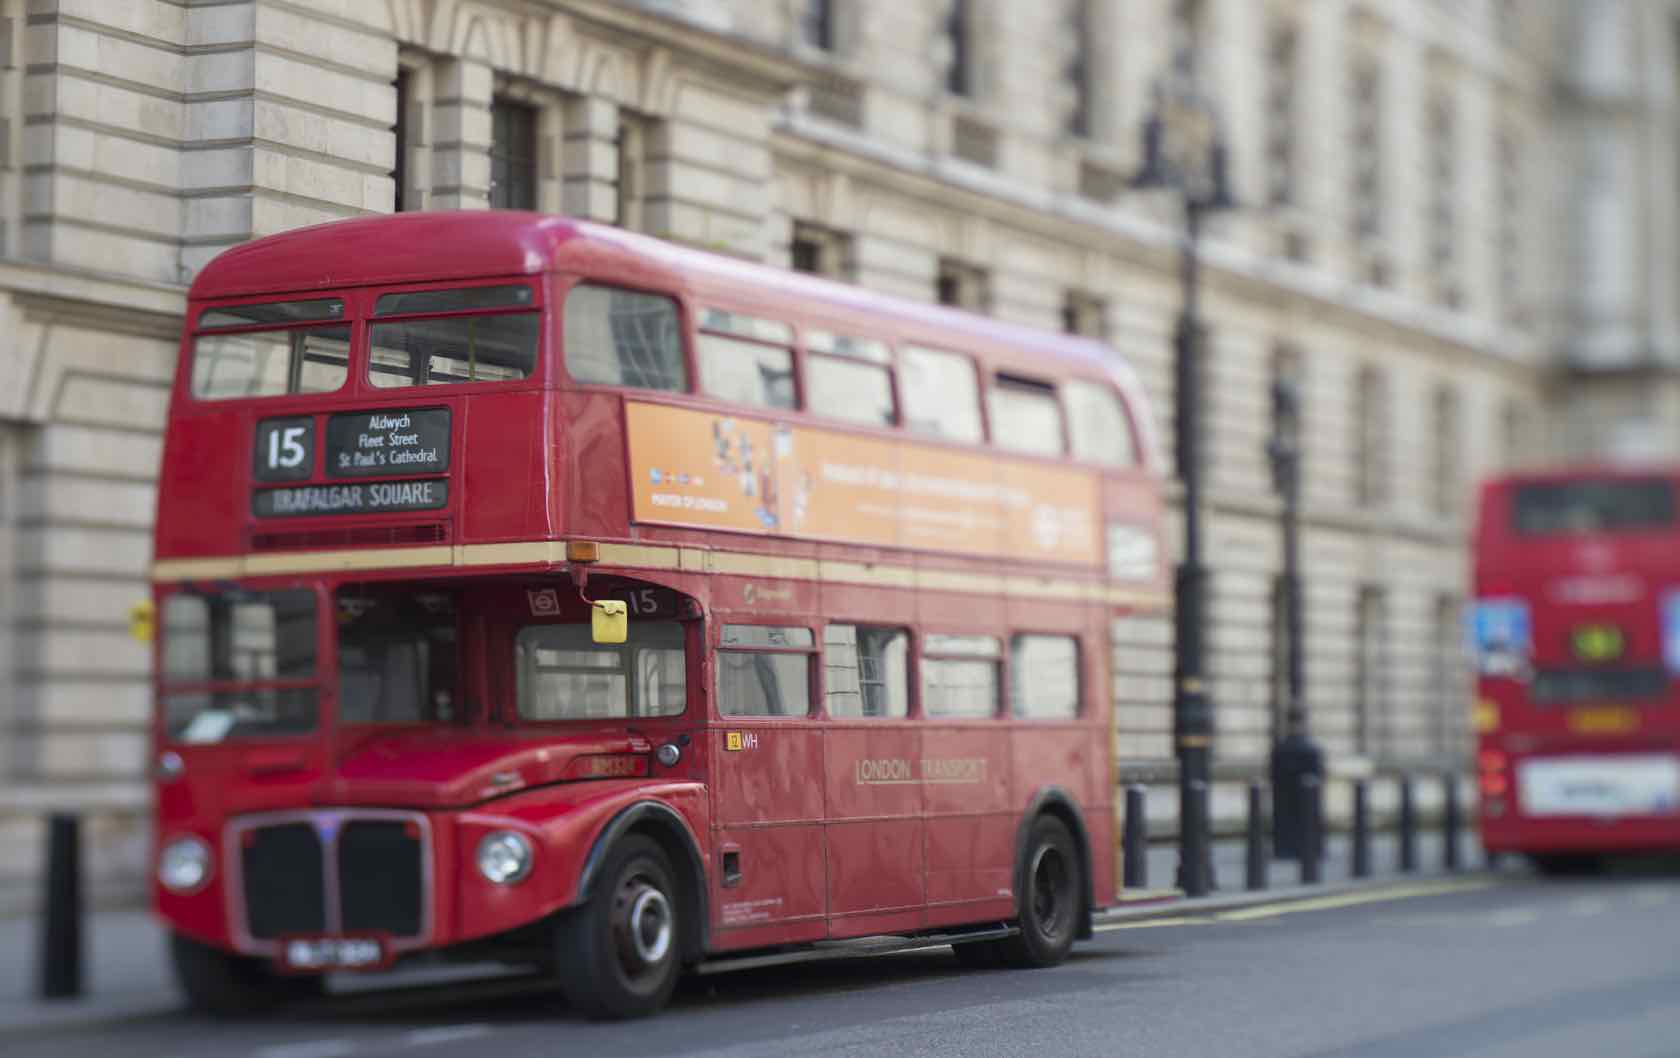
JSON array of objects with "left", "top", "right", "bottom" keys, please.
[
  {"left": 325, "top": 407, "right": 450, "bottom": 477},
  {"left": 253, "top": 479, "right": 449, "bottom": 518}
]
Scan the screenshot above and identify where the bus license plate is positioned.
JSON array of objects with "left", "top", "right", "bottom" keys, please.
[{"left": 279, "top": 936, "right": 387, "bottom": 973}]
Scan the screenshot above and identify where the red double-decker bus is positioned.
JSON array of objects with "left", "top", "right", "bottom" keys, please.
[
  {"left": 147, "top": 212, "right": 1166, "bottom": 1018},
  {"left": 1473, "top": 467, "right": 1680, "bottom": 872}
]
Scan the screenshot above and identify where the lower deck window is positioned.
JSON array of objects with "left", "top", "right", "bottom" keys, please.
[
  {"left": 825, "top": 624, "right": 908, "bottom": 718},
  {"left": 1011, "top": 634, "right": 1080, "bottom": 719},
  {"left": 718, "top": 625, "right": 812, "bottom": 716},
  {"left": 922, "top": 634, "right": 1000, "bottom": 718},
  {"left": 516, "top": 621, "right": 686, "bottom": 720}
]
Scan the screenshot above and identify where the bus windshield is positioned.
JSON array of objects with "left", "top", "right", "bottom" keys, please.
[
  {"left": 1511, "top": 479, "right": 1675, "bottom": 536},
  {"left": 161, "top": 589, "right": 319, "bottom": 742}
]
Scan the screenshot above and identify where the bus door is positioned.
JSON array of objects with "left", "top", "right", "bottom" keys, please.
[{"left": 708, "top": 621, "right": 828, "bottom": 946}]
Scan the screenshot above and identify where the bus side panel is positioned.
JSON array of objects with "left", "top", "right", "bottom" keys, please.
[
  {"left": 824, "top": 723, "right": 926, "bottom": 937},
  {"left": 708, "top": 720, "right": 828, "bottom": 948},
  {"left": 459, "top": 390, "right": 547, "bottom": 542},
  {"left": 921, "top": 723, "right": 1014, "bottom": 925},
  {"left": 156, "top": 410, "right": 248, "bottom": 558},
  {"left": 555, "top": 390, "right": 635, "bottom": 541}
]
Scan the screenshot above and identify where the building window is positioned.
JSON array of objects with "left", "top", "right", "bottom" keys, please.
[
  {"left": 1427, "top": 89, "right": 1459, "bottom": 306},
  {"left": 1354, "top": 365, "right": 1388, "bottom": 508},
  {"left": 393, "top": 69, "right": 412, "bottom": 213},
  {"left": 1349, "top": 58, "right": 1382, "bottom": 244},
  {"left": 1265, "top": 20, "right": 1298, "bottom": 207},
  {"left": 790, "top": 221, "right": 854, "bottom": 280},
  {"left": 616, "top": 113, "right": 651, "bottom": 231},
  {"left": 800, "top": 0, "right": 834, "bottom": 51},
  {"left": 944, "top": 0, "right": 971, "bottom": 97},
  {"left": 1065, "top": 0, "right": 1092, "bottom": 138},
  {"left": 936, "top": 257, "right": 990, "bottom": 313},
  {"left": 490, "top": 97, "right": 538, "bottom": 210},
  {"left": 1431, "top": 384, "right": 1462, "bottom": 516},
  {"left": 1061, "top": 290, "right": 1106, "bottom": 339},
  {"left": 1497, "top": 128, "right": 1522, "bottom": 323},
  {"left": 1355, "top": 585, "right": 1387, "bottom": 757}
]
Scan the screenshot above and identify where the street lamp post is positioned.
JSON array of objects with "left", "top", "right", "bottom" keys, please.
[
  {"left": 1130, "top": 55, "right": 1235, "bottom": 898},
  {"left": 1268, "top": 377, "right": 1324, "bottom": 859}
]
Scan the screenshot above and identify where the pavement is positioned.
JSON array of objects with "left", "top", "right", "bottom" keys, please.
[{"left": 1, "top": 827, "right": 1481, "bottom": 1042}]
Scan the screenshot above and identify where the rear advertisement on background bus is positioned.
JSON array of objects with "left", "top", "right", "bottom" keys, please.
[{"left": 625, "top": 402, "right": 1101, "bottom": 566}]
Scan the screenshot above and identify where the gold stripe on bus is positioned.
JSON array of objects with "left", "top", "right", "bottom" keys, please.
[
  {"left": 456, "top": 541, "right": 567, "bottom": 567},
  {"left": 150, "top": 538, "right": 1169, "bottom": 612}
]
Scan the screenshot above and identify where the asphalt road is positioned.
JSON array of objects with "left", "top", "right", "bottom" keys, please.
[{"left": 15, "top": 865, "right": 1680, "bottom": 1058}]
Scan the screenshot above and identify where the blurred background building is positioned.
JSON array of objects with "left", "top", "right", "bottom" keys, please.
[{"left": 0, "top": 0, "right": 1670, "bottom": 904}]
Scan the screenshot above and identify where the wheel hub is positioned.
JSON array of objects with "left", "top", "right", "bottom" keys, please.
[{"left": 615, "top": 881, "right": 672, "bottom": 973}]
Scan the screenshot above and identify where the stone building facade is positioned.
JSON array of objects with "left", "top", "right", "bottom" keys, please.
[{"left": 0, "top": 0, "right": 1659, "bottom": 903}]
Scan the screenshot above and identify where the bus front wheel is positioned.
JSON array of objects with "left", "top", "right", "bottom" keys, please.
[
  {"left": 171, "top": 932, "right": 323, "bottom": 1017},
  {"left": 997, "top": 815, "right": 1081, "bottom": 968},
  {"left": 554, "top": 835, "right": 682, "bottom": 1019}
]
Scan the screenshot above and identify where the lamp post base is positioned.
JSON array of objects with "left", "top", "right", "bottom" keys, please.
[{"left": 1269, "top": 731, "right": 1325, "bottom": 861}]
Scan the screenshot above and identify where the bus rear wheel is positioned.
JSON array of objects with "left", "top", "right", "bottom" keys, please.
[
  {"left": 171, "top": 932, "right": 323, "bottom": 1017},
  {"left": 996, "top": 815, "right": 1081, "bottom": 969},
  {"left": 554, "top": 835, "right": 682, "bottom": 1019}
]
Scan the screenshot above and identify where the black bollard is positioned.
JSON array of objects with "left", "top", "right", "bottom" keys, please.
[
  {"left": 38, "top": 813, "right": 83, "bottom": 999},
  {"left": 1182, "top": 779, "right": 1210, "bottom": 898},
  {"left": 1245, "top": 782, "right": 1267, "bottom": 891},
  {"left": 1122, "top": 784, "right": 1148, "bottom": 890},
  {"left": 1399, "top": 774, "right": 1417, "bottom": 873},
  {"left": 1443, "top": 773, "right": 1462, "bottom": 872},
  {"left": 1301, "top": 775, "right": 1323, "bottom": 885},
  {"left": 1352, "top": 778, "right": 1372, "bottom": 879}
]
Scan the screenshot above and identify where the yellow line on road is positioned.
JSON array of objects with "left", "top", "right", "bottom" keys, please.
[{"left": 1212, "top": 878, "right": 1497, "bottom": 922}]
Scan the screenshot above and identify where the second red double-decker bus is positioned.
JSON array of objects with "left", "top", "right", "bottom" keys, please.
[
  {"left": 1473, "top": 467, "right": 1680, "bottom": 872},
  {"left": 148, "top": 211, "right": 1166, "bottom": 1018}
]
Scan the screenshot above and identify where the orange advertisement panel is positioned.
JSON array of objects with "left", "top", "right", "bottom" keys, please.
[{"left": 625, "top": 402, "right": 1101, "bottom": 566}]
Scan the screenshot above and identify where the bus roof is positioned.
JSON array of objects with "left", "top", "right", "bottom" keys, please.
[{"left": 189, "top": 210, "right": 1162, "bottom": 469}]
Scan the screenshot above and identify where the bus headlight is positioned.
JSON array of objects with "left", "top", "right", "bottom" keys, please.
[
  {"left": 158, "top": 836, "right": 212, "bottom": 894},
  {"left": 476, "top": 831, "right": 533, "bottom": 885}
]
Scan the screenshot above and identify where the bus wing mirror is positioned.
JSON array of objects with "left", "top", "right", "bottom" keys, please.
[
  {"left": 592, "top": 600, "right": 628, "bottom": 644},
  {"left": 129, "top": 600, "right": 155, "bottom": 643}
]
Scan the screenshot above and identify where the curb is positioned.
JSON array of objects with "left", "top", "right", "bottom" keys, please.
[{"left": 1096, "top": 869, "right": 1498, "bottom": 926}]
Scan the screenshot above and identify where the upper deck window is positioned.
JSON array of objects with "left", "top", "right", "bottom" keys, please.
[
  {"left": 988, "top": 376, "right": 1064, "bottom": 456},
  {"left": 806, "top": 330, "right": 894, "bottom": 427},
  {"left": 698, "top": 333, "right": 797, "bottom": 410},
  {"left": 191, "top": 299, "right": 349, "bottom": 401},
  {"left": 902, "top": 346, "right": 982, "bottom": 443},
  {"left": 1512, "top": 480, "right": 1675, "bottom": 536},
  {"left": 369, "top": 286, "right": 538, "bottom": 388},
  {"left": 1065, "top": 379, "right": 1138, "bottom": 467},
  {"left": 563, "top": 284, "right": 687, "bottom": 392}
]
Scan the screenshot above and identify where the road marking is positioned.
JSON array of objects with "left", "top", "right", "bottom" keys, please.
[
  {"left": 1095, "top": 915, "right": 1203, "bottom": 932},
  {"left": 1567, "top": 896, "right": 1609, "bottom": 917},
  {"left": 1633, "top": 888, "right": 1672, "bottom": 907},
  {"left": 1212, "top": 879, "right": 1497, "bottom": 923},
  {"left": 1488, "top": 906, "right": 1540, "bottom": 927},
  {"left": 255, "top": 1042, "right": 356, "bottom": 1058},
  {"left": 405, "top": 1025, "right": 493, "bottom": 1047}
]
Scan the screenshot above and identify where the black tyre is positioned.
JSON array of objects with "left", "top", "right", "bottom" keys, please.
[
  {"left": 996, "top": 816, "right": 1081, "bottom": 969},
  {"left": 950, "top": 939, "right": 1004, "bottom": 969},
  {"left": 554, "top": 835, "right": 682, "bottom": 1019},
  {"left": 171, "top": 932, "right": 323, "bottom": 1017}
]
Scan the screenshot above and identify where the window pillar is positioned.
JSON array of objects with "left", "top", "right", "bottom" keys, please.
[{"left": 431, "top": 58, "right": 493, "bottom": 210}]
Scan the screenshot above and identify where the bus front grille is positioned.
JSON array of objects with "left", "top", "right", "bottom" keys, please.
[
  {"left": 231, "top": 811, "right": 432, "bottom": 951},
  {"left": 338, "top": 820, "right": 424, "bottom": 937},
  {"left": 241, "top": 822, "right": 327, "bottom": 939}
]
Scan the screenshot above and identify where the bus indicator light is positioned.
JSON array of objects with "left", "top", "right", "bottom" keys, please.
[{"left": 567, "top": 540, "right": 600, "bottom": 563}]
